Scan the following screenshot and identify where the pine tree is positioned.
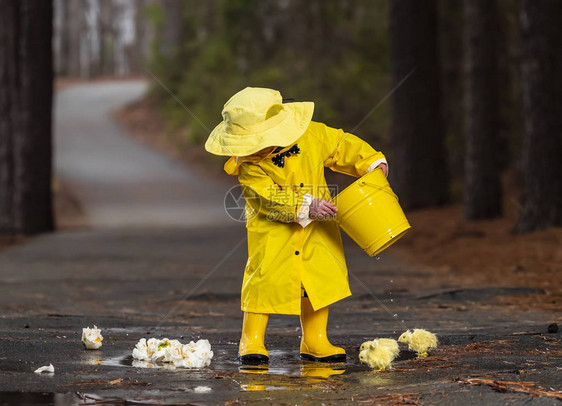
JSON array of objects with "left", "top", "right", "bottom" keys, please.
[
  {"left": 0, "top": 0, "right": 54, "bottom": 235},
  {"left": 515, "top": 0, "right": 562, "bottom": 232},
  {"left": 389, "top": 0, "right": 449, "bottom": 209},
  {"left": 463, "top": 0, "right": 503, "bottom": 220}
]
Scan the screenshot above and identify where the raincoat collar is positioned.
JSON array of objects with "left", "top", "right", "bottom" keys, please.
[{"left": 224, "top": 142, "right": 299, "bottom": 175}]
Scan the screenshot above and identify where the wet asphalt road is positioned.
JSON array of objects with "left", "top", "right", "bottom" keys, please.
[{"left": 0, "top": 81, "right": 560, "bottom": 405}]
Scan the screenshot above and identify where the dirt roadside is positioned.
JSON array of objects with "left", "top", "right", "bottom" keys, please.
[{"left": 0, "top": 179, "right": 86, "bottom": 252}]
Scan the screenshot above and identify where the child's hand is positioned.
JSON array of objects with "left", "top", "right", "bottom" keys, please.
[
  {"left": 310, "top": 198, "right": 337, "bottom": 220},
  {"left": 377, "top": 163, "right": 388, "bottom": 177}
]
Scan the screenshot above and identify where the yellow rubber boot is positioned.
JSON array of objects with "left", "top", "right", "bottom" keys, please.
[
  {"left": 238, "top": 312, "right": 269, "bottom": 364},
  {"left": 299, "top": 297, "right": 346, "bottom": 362}
]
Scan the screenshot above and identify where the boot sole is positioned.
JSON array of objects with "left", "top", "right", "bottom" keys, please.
[
  {"left": 238, "top": 354, "right": 269, "bottom": 365},
  {"left": 300, "top": 353, "right": 346, "bottom": 362}
]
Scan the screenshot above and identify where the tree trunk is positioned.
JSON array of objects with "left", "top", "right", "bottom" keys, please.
[
  {"left": 389, "top": 0, "right": 449, "bottom": 210},
  {"left": 131, "top": 0, "right": 147, "bottom": 74},
  {"left": 514, "top": 0, "right": 562, "bottom": 232},
  {"left": 66, "top": 0, "right": 83, "bottom": 77},
  {"left": 463, "top": 0, "right": 503, "bottom": 220},
  {"left": 0, "top": 1, "right": 17, "bottom": 234},
  {"left": 0, "top": 0, "right": 54, "bottom": 236},
  {"left": 439, "top": 0, "right": 465, "bottom": 181},
  {"left": 53, "top": 0, "right": 69, "bottom": 76},
  {"left": 161, "top": 0, "right": 184, "bottom": 61},
  {"left": 83, "top": 0, "right": 101, "bottom": 78},
  {"left": 98, "top": 0, "right": 114, "bottom": 76}
]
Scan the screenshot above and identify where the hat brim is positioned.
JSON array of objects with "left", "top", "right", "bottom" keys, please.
[{"left": 205, "top": 102, "right": 314, "bottom": 157}]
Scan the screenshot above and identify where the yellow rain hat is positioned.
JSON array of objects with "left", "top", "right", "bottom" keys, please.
[{"left": 205, "top": 87, "right": 314, "bottom": 157}]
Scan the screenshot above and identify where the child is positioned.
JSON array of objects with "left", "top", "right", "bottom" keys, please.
[{"left": 205, "top": 87, "right": 388, "bottom": 364}]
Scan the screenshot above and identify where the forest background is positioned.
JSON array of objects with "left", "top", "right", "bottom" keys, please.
[{"left": 2, "top": 0, "right": 560, "bottom": 305}]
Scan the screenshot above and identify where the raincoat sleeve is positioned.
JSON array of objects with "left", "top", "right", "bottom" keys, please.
[
  {"left": 319, "top": 123, "right": 388, "bottom": 178},
  {"left": 238, "top": 162, "right": 310, "bottom": 224}
]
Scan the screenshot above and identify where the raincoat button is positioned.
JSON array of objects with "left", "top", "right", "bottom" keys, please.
[
  {"left": 295, "top": 251, "right": 300, "bottom": 255},
  {"left": 300, "top": 183, "right": 304, "bottom": 187}
]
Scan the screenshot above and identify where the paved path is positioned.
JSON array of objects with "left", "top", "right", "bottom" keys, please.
[
  {"left": 54, "top": 80, "right": 232, "bottom": 228},
  {"left": 0, "top": 81, "right": 559, "bottom": 404}
]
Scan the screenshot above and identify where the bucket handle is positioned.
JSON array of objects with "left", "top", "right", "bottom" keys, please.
[{"left": 359, "top": 180, "right": 399, "bottom": 200}]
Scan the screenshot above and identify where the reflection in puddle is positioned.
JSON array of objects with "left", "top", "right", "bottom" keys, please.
[
  {"left": 193, "top": 385, "right": 212, "bottom": 393},
  {"left": 81, "top": 351, "right": 104, "bottom": 366},
  {"left": 0, "top": 392, "right": 79, "bottom": 405},
  {"left": 300, "top": 362, "right": 346, "bottom": 378},
  {"left": 238, "top": 361, "right": 346, "bottom": 378},
  {"left": 238, "top": 361, "right": 347, "bottom": 391},
  {"left": 132, "top": 359, "right": 178, "bottom": 370},
  {"left": 239, "top": 364, "right": 269, "bottom": 374},
  {"left": 395, "top": 349, "right": 419, "bottom": 361},
  {"left": 241, "top": 384, "right": 291, "bottom": 391},
  {"left": 102, "top": 355, "right": 210, "bottom": 370},
  {"left": 101, "top": 355, "right": 134, "bottom": 367}
]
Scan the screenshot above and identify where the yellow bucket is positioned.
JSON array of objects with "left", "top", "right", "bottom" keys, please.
[{"left": 334, "top": 168, "right": 411, "bottom": 256}]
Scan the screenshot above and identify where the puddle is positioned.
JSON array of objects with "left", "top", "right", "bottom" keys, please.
[
  {"left": 102, "top": 355, "right": 201, "bottom": 370},
  {"left": 241, "top": 384, "right": 301, "bottom": 391},
  {"left": 102, "top": 354, "right": 134, "bottom": 367},
  {"left": 0, "top": 392, "right": 78, "bottom": 405},
  {"left": 237, "top": 362, "right": 349, "bottom": 392},
  {"left": 93, "top": 343, "right": 420, "bottom": 393},
  {"left": 192, "top": 385, "right": 212, "bottom": 393},
  {"left": 239, "top": 361, "right": 346, "bottom": 378},
  {"left": 395, "top": 349, "right": 418, "bottom": 361},
  {"left": 100, "top": 346, "right": 367, "bottom": 375}
]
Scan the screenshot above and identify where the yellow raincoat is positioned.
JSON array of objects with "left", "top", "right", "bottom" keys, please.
[{"left": 225, "top": 121, "right": 386, "bottom": 315}]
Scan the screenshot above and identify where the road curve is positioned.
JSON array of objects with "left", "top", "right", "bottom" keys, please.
[{"left": 54, "top": 80, "right": 236, "bottom": 228}]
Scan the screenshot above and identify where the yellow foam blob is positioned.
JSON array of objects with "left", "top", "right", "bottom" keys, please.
[
  {"left": 359, "top": 338, "right": 400, "bottom": 371},
  {"left": 398, "top": 329, "right": 438, "bottom": 357}
]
